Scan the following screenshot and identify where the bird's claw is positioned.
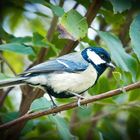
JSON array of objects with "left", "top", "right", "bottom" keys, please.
[
  {"left": 77, "top": 97, "right": 86, "bottom": 109},
  {"left": 121, "top": 87, "right": 126, "bottom": 93}
]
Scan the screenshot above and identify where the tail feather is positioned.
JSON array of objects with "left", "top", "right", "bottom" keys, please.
[{"left": 0, "top": 77, "right": 27, "bottom": 88}]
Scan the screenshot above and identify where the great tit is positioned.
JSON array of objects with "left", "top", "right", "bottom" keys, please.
[{"left": 0, "top": 47, "right": 115, "bottom": 106}]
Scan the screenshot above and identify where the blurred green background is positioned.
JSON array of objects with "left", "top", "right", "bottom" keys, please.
[{"left": 0, "top": 0, "right": 140, "bottom": 140}]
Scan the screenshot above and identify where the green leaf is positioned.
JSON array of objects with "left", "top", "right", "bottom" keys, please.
[
  {"left": 99, "top": 9, "right": 124, "bottom": 24},
  {"left": 10, "top": 36, "right": 32, "bottom": 43},
  {"left": 113, "top": 71, "right": 124, "bottom": 85},
  {"left": 97, "top": 31, "right": 137, "bottom": 81},
  {"left": 1, "top": 112, "right": 19, "bottom": 123},
  {"left": 58, "top": 9, "right": 88, "bottom": 41},
  {"left": 27, "top": 0, "right": 64, "bottom": 17},
  {"left": 26, "top": 0, "right": 47, "bottom": 5},
  {"left": 32, "top": 32, "right": 47, "bottom": 47},
  {"left": 32, "top": 32, "right": 54, "bottom": 48},
  {"left": 0, "top": 43, "right": 34, "bottom": 55},
  {"left": 49, "top": 4, "right": 64, "bottom": 17},
  {"left": 98, "top": 119, "right": 122, "bottom": 140},
  {"left": 29, "top": 97, "right": 52, "bottom": 112},
  {"left": 109, "top": 0, "right": 131, "bottom": 13},
  {"left": 0, "top": 73, "right": 10, "bottom": 80},
  {"left": 0, "top": 26, "right": 14, "bottom": 41},
  {"left": 130, "top": 14, "right": 140, "bottom": 60},
  {"left": 49, "top": 115, "right": 75, "bottom": 140}
]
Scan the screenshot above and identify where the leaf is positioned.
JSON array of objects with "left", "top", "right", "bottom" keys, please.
[
  {"left": 32, "top": 32, "right": 47, "bottom": 47},
  {"left": 113, "top": 71, "right": 124, "bottom": 85},
  {"left": 98, "top": 119, "right": 122, "bottom": 140},
  {"left": 26, "top": 0, "right": 47, "bottom": 5},
  {"left": 58, "top": 9, "right": 88, "bottom": 41},
  {"left": 0, "top": 73, "right": 10, "bottom": 80},
  {"left": 27, "top": 0, "right": 64, "bottom": 17},
  {"left": 0, "top": 26, "right": 14, "bottom": 41},
  {"left": 0, "top": 43, "right": 34, "bottom": 55},
  {"left": 49, "top": 115, "right": 75, "bottom": 140},
  {"left": 129, "top": 89, "right": 140, "bottom": 101},
  {"left": 130, "top": 14, "right": 140, "bottom": 60},
  {"left": 49, "top": 4, "right": 64, "bottom": 17},
  {"left": 10, "top": 36, "right": 32, "bottom": 43},
  {"left": 109, "top": 0, "right": 131, "bottom": 13},
  {"left": 97, "top": 31, "right": 137, "bottom": 81},
  {"left": 29, "top": 97, "right": 52, "bottom": 112},
  {"left": 99, "top": 9, "right": 124, "bottom": 24},
  {"left": 32, "top": 32, "right": 54, "bottom": 48},
  {"left": 1, "top": 112, "right": 19, "bottom": 123}
]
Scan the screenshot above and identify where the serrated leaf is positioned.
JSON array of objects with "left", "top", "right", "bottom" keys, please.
[
  {"left": 49, "top": 115, "right": 75, "bottom": 140},
  {"left": 29, "top": 97, "right": 52, "bottom": 112},
  {"left": 130, "top": 14, "right": 140, "bottom": 60},
  {"left": 58, "top": 9, "right": 88, "bottom": 41},
  {"left": 97, "top": 31, "right": 137, "bottom": 81},
  {"left": 0, "top": 43, "right": 34, "bottom": 55},
  {"left": 109, "top": 0, "right": 131, "bottom": 13}
]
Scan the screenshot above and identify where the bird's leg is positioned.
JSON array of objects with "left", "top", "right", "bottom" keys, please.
[
  {"left": 48, "top": 94, "right": 57, "bottom": 108},
  {"left": 71, "top": 92, "right": 85, "bottom": 99},
  {"left": 70, "top": 92, "right": 85, "bottom": 108}
]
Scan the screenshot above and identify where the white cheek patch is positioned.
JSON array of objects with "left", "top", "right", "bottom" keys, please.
[{"left": 87, "top": 49, "right": 106, "bottom": 65}]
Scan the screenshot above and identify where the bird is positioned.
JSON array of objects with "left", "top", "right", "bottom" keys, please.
[{"left": 0, "top": 47, "right": 115, "bottom": 107}]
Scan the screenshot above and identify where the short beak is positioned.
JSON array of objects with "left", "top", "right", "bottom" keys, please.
[{"left": 107, "top": 62, "right": 115, "bottom": 69}]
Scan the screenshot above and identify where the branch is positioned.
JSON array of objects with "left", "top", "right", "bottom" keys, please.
[
  {"left": 0, "top": 87, "right": 13, "bottom": 107},
  {"left": 59, "top": 0, "right": 102, "bottom": 56},
  {"left": 119, "top": 9, "right": 135, "bottom": 47},
  {"left": 35, "top": 0, "right": 64, "bottom": 64},
  {"left": 0, "top": 81, "right": 140, "bottom": 130}
]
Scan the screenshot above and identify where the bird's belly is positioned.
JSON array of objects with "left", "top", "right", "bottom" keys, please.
[{"left": 47, "top": 65, "right": 98, "bottom": 94}]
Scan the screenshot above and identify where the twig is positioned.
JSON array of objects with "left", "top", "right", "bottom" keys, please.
[
  {"left": 0, "top": 53, "right": 16, "bottom": 76},
  {"left": 35, "top": 0, "right": 64, "bottom": 64},
  {"left": 59, "top": 0, "right": 102, "bottom": 56},
  {"left": 119, "top": 9, "right": 135, "bottom": 47},
  {"left": 0, "top": 87, "right": 13, "bottom": 108},
  {"left": 0, "top": 81, "right": 140, "bottom": 130}
]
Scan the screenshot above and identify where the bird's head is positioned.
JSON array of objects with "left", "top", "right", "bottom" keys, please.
[{"left": 81, "top": 47, "right": 115, "bottom": 75}]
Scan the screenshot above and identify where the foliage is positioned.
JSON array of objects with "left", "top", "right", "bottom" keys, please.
[{"left": 0, "top": 0, "right": 140, "bottom": 140}]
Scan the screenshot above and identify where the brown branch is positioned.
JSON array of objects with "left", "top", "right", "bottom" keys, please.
[
  {"left": 119, "top": 9, "right": 135, "bottom": 47},
  {"left": 35, "top": 0, "right": 64, "bottom": 64},
  {"left": 59, "top": 0, "right": 103, "bottom": 56},
  {"left": 0, "top": 81, "right": 140, "bottom": 130},
  {"left": 4, "top": 2, "right": 65, "bottom": 139},
  {"left": 35, "top": 16, "right": 59, "bottom": 64},
  {"left": 19, "top": 0, "right": 64, "bottom": 115}
]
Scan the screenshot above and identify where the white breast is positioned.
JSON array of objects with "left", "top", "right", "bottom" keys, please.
[
  {"left": 47, "top": 64, "right": 98, "bottom": 93},
  {"left": 25, "top": 64, "right": 98, "bottom": 94}
]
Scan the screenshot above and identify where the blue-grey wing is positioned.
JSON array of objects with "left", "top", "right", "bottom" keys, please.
[{"left": 22, "top": 52, "right": 88, "bottom": 75}]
